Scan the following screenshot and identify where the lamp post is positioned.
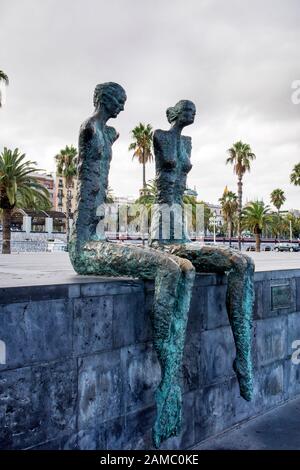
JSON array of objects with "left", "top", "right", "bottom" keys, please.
[
  {"left": 209, "top": 210, "right": 217, "bottom": 244},
  {"left": 66, "top": 188, "right": 72, "bottom": 248},
  {"left": 290, "top": 220, "right": 293, "bottom": 242}
]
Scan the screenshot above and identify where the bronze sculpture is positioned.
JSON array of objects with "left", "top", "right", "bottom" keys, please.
[
  {"left": 150, "top": 99, "right": 255, "bottom": 402},
  {"left": 69, "top": 83, "right": 196, "bottom": 447},
  {"left": 69, "top": 86, "right": 255, "bottom": 448}
]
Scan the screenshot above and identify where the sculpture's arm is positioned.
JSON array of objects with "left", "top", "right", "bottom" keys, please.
[
  {"left": 77, "top": 123, "right": 95, "bottom": 174},
  {"left": 182, "top": 136, "right": 193, "bottom": 172},
  {"left": 106, "top": 126, "right": 119, "bottom": 144},
  {"left": 79, "top": 122, "right": 95, "bottom": 148},
  {"left": 153, "top": 130, "right": 176, "bottom": 169}
]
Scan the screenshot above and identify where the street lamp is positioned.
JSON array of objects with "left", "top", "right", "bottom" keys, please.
[{"left": 209, "top": 210, "right": 217, "bottom": 244}]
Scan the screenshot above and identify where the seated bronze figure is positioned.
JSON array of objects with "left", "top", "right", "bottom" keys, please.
[
  {"left": 69, "top": 83, "right": 196, "bottom": 448},
  {"left": 150, "top": 99, "right": 255, "bottom": 402},
  {"left": 69, "top": 84, "right": 254, "bottom": 448}
]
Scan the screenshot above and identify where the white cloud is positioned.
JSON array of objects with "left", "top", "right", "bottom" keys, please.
[{"left": 0, "top": 0, "right": 299, "bottom": 207}]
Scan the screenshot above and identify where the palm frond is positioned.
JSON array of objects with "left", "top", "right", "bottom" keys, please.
[
  {"left": 0, "top": 147, "right": 51, "bottom": 211},
  {"left": 0, "top": 71, "right": 9, "bottom": 85},
  {"left": 129, "top": 123, "right": 154, "bottom": 164},
  {"left": 290, "top": 163, "right": 300, "bottom": 186}
]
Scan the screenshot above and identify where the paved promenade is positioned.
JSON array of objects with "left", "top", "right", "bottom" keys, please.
[
  {"left": 194, "top": 396, "right": 300, "bottom": 450},
  {"left": 0, "top": 251, "right": 299, "bottom": 288}
]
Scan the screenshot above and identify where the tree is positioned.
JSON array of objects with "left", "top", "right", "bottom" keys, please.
[
  {"left": 0, "top": 148, "right": 50, "bottom": 254},
  {"left": 290, "top": 163, "right": 300, "bottom": 187},
  {"left": 135, "top": 182, "right": 211, "bottom": 239},
  {"left": 181, "top": 196, "right": 213, "bottom": 238},
  {"left": 288, "top": 213, "right": 300, "bottom": 238},
  {"left": 0, "top": 70, "right": 9, "bottom": 107},
  {"left": 242, "top": 201, "right": 271, "bottom": 252},
  {"left": 270, "top": 188, "right": 286, "bottom": 214},
  {"left": 182, "top": 194, "right": 197, "bottom": 235},
  {"left": 135, "top": 178, "right": 157, "bottom": 208},
  {"left": 134, "top": 179, "right": 157, "bottom": 241},
  {"left": 129, "top": 123, "right": 153, "bottom": 190},
  {"left": 269, "top": 213, "right": 284, "bottom": 240},
  {"left": 55, "top": 145, "right": 77, "bottom": 246},
  {"left": 194, "top": 200, "right": 212, "bottom": 236},
  {"left": 106, "top": 186, "right": 115, "bottom": 203},
  {"left": 226, "top": 141, "right": 256, "bottom": 249},
  {"left": 219, "top": 186, "right": 238, "bottom": 245}
]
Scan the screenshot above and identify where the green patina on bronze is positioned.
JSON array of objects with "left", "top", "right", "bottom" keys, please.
[
  {"left": 69, "top": 86, "right": 255, "bottom": 447},
  {"left": 150, "top": 99, "right": 255, "bottom": 402},
  {"left": 69, "top": 83, "right": 195, "bottom": 448}
]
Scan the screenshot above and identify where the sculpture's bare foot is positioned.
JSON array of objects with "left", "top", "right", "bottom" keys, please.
[
  {"left": 152, "top": 383, "right": 182, "bottom": 448},
  {"left": 233, "top": 358, "right": 253, "bottom": 401}
]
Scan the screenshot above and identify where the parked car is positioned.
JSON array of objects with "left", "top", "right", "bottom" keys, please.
[
  {"left": 246, "top": 246, "right": 256, "bottom": 251},
  {"left": 274, "top": 243, "right": 300, "bottom": 252},
  {"left": 263, "top": 245, "right": 272, "bottom": 251}
]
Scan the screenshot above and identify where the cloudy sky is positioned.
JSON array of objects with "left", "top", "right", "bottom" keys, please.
[{"left": 1, "top": 0, "right": 299, "bottom": 208}]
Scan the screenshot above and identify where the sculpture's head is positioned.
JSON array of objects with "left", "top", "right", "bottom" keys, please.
[
  {"left": 166, "top": 100, "right": 196, "bottom": 127},
  {"left": 93, "top": 82, "right": 127, "bottom": 119}
]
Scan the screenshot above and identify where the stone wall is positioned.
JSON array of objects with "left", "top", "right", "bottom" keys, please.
[
  {"left": 0, "top": 270, "right": 300, "bottom": 450},
  {"left": 0, "top": 232, "right": 66, "bottom": 252}
]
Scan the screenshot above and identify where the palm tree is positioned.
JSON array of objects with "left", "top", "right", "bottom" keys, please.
[
  {"left": 269, "top": 213, "right": 283, "bottom": 240},
  {"left": 270, "top": 189, "right": 286, "bottom": 241},
  {"left": 0, "top": 70, "right": 9, "bottom": 107},
  {"left": 219, "top": 186, "right": 238, "bottom": 245},
  {"left": 288, "top": 213, "right": 300, "bottom": 239},
  {"left": 193, "top": 200, "right": 212, "bottom": 236},
  {"left": 134, "top": 179, "right": 157, "bottom": 243},
  {"left": 0, "top": 148, "right": 50, "bottom": 254},
  {"left": 55, "top": 145, "right": 77, "bottom": 245},
  {"left": 106, "top": 186, "right": 115, "bottom": 203},
  {"left": 135, "top": 179, "right": 157, "bottom": 207},
  {"left": 242, "top": 200, "right": 271, "bottom": 252},
  {"left": 226, "top": 141, "right": 256, "bottom": 249},
  {"left": 129, "top": 123, "right": 153, "bottom": 191},
  {"left": 270, "top": 188, "right": 286, "bottom": 215},
  {"left": 291, "top": 163, "right": 300, "bottom": 187}
]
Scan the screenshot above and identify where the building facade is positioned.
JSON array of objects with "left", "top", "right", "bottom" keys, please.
[
  {"left": 34, "top": 173, "right": 55, "bottom": 208},
  {"left": 205, "top": 202, "right": 224, "bottom": 228},
  {"left": 53, "top": 174, "right": 78, "bottom": 215}
]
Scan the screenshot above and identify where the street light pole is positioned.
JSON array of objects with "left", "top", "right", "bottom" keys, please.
[
  {"left": 213, "top": 211, "right": 217, "bottom": 244},
  {"left": 209, "top": 210, "right": 217, "bottom": 245},
  {"left": 290, "top": 220, "right": 293, "bottom": 242},
  {"left": 66, "top": 188, "right": 72, "bottom": 250}
]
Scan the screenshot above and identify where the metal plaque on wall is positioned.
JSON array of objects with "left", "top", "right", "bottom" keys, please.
[{"left": 271, "top": 282, "right": 292, "bottom": 310}]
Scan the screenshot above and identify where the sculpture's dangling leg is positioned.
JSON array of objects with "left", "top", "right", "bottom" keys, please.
[
  {"left": 70, "top": 240, "right": 195, "bottom": 448},
  {"left": 226, "top": 254, "right": 255, "bottom": 401},
  {"left": 166, "top": 244, "right": 255, "bottom": 402},
  {"left": 151, "top": 257, "right": 195, "bottom": 448}
]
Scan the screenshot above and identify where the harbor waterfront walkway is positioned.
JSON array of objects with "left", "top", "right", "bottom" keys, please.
[
  {"left": 0, "top": 251, "right": 299, "bottom": 288},
  {"left": 0, "top": 251, "right": 299, "bottom": 450},
  {"left": 194, "top": 396, "right": 300, "bottom": 450}
]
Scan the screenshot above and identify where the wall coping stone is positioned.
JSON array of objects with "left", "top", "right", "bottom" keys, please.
[{"left": 0, "top": 269, "right": 299, "bottom": 304}]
